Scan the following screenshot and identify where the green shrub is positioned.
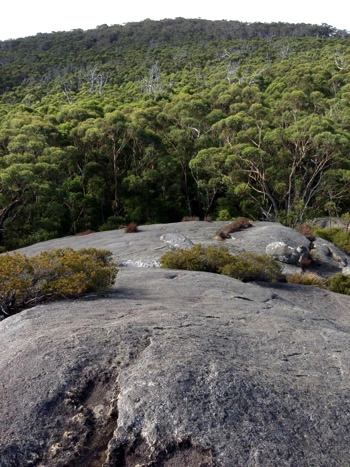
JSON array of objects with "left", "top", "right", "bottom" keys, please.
[
  {"left": 220, "top": 253, "right": 283, "bottom": 282},
  {"left": 327, "top": 274, "right": 350, "bottom": 295},
  {"left": 314, "top": 228, "right": 350, "bottom": 254},
  {"left": 313, "top": 227, "right": 342, "bottom": 242},
  {"left": 215, "top": 209, "right": 232, "bottom": 221},
  {"left": 0, "top": 248, "right": 117, "bottom": 318},
  {"left": 286, "top": 272, "right": 326, "bottom": 288},
  {"left": 99, "top": 216, "right": 125, "bottom": 232},
  {"left": 161, "top": 245, "right": 282, "bottom": 282},
  {"left": 160, "top": 244, "right": 209, "bottom": 271},
  {"left": 331, "top": 231, "right": 350, "bottom": 255}
]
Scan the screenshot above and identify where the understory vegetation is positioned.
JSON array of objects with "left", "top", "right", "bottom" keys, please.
[
  {"left": 0, "top": 248, "right": 117, "bottom": 318},
  {"left": 0, "top": 19, "right": 349, "bottom": 250}
]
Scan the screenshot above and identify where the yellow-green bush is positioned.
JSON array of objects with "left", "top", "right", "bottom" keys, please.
[
  {"left": 161, "top": 245, "right": 282, "bottom": 282},
  {"left": 220, "top": 253, "right": 283, "bottom": 282},
  {"left": 160, "top": 244, "right": 210, "bottom": 272},
  {"left": 286, "top": 272, "right": 326, "bottom": 288},
  {"left": 0, "top": 248, "right": 117, "bottom": 317},
  {"left": 314, "top": 228, "right": 350, "bottom": 254},
  {"left": 327, "top": 273, "right": 350, "bottom": 295}
]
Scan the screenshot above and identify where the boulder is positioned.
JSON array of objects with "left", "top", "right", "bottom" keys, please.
[
  {"left": 220, "top": 221, "right": 310, "bottom": 255},
  {"left": 265, "top": 241, "right": 300, "bottom": 264},
  {"left": 160, "top": 233, "right": 194, "bottom": 250},
  {"left": 312, "top": 217, "right": 350, "bottom": 230},
  {"left": 311, "top": 237, "right": 349, "bottom": 276}
]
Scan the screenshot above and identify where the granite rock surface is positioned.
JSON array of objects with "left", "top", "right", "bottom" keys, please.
[{"left": 1, "top": 221, "right": 350, "bottom": 466}]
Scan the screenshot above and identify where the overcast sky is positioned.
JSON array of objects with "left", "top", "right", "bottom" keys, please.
[{"left": 1, "top": 0, "right": 349, "bottom": 41}]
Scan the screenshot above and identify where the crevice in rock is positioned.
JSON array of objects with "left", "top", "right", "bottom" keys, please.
[
  {"left": 69, "top": 384, "right": 120, "bottom": 467},
  {"left": 109, "top": 437, "right": 213, "bottom": 467},
  {"left": 234, "top": 296, "right": 254, "bottom": 302}
]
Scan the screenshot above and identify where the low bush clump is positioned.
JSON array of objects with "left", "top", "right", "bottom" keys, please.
[
  {"left": 0, "top": 248, "right": 117, "bottom": 318},
  {"left": 327, "top": 273, "right": 350, "bottom": 295},
  {"left": 161, "top": 245, "right": 282, "bottom": 282},
  {"left": 313, "top": 228, "right": 350, "bottom": 254},
  {"left": 286, "top": 272, "right": 326, "bottom": 288},
  {"left": 220, "top": 253, "right": 283, "bottom": 282},
  {"left": 125, "top": 222, "right": 138, "bottom": 233}
]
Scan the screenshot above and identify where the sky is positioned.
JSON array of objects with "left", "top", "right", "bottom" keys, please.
[{"left": 1, "top": 0, "right": 349, "bottom": 41}]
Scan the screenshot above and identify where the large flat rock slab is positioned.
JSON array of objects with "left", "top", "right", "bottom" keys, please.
[
  {"left": 15, "top": 221, "right": 311, "bottom": 265},
  {"left": 1, "top": 267, "right": 350, "bottom": 466}
]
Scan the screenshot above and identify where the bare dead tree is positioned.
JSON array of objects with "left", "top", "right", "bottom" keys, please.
[{"left": 141, "top": 63, "right": 164, "bottom": 98}]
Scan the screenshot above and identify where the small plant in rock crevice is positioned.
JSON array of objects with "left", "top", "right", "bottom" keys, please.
[
  {"left": 125, "top": 223, "right": 139, "bottom": 233},
  {"left": 286, "top": 272, "right": 326, "bottom": 288}
]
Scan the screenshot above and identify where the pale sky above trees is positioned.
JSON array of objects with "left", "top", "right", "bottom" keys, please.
[{"left": 1, "top": 0, "right": 349, "bottom": 40}]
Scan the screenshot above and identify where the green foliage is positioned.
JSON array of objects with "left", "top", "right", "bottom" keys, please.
[
  {"left": 314, "top": 228, "right": 350, "bottom": 254},
  {"left": 216, "top": 210, "right": 232, "bottom": 221},
  {"left": 0, "top": 248, "right": 117, "bottom": 317},
  {"left": 160, "top": 245, "right": 282, "bottom": 282},
  {"left": 160, "top": 244, "right": 210, "bottom": 272},
  {"left": 0, "top": 19, "right": 350, "bottom": 249},
  {"left": 220, "top": 253, "right": 283, "bottom": 282},
  {"left": 98, "top": 216, "right": 125, "bottom": 232},
  {"left": 327, "top": 274, "right": 350, "bottom": 295},
  {"left": 286, "top": 272, "right": 326, "bottom": 288}
]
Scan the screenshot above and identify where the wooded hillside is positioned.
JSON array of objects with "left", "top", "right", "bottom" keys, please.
[{"left": 0, "top": 18, "right": 349, "bottom": 250}]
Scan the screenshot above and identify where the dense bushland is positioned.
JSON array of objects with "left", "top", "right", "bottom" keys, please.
[
  {"left": 0, "top": 19, "right": 350, "bottom": 250},
  {"left": 0, "top": 248, "right": 117, "bottom": 318}
]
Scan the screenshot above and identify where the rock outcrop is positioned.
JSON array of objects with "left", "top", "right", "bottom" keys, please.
[{"left": 1, "top": 221, "right": 350, "bottom": 466}]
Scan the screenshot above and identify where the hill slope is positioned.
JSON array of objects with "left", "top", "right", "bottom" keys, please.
[{"left": 0, "top": 18, "right": 349, "bottom": 251}]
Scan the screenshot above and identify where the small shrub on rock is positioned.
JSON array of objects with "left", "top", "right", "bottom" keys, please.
[
  {"left": 331, "top": 231, "right": 350, "bottom": 255},
  {"left": 220, "top": 253, "right": 283, "bottom": 282},
  {"left": 215, "top": 218, "right": 252, "bottom": 240},
  {"left": 0, "top": 248, "right": 117, "bottom": 318},
  {"left": 160, "top": 244, "right": 209, "bottom": 271},
  {"left": 125, "top": 223, "right": 138, "bottom": 233},
  {"left": 286, "top": 272, "right": 326, "bottom": 288},
  {"left": 327, "top": 273, "right": 350, "bottom": 295},
  {"left": 296, "top": 224, "right": 315, "bottom": 240},
  {"left": 215, "top": 209, "right": 232, "bottom": 221},
  {"left": 161, "top": 245, "right": 282, "bottom": 282}
]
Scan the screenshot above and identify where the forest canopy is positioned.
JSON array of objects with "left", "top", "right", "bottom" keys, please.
[{"left": 0, "top": 18, "right": 349, "bottom": 250}]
